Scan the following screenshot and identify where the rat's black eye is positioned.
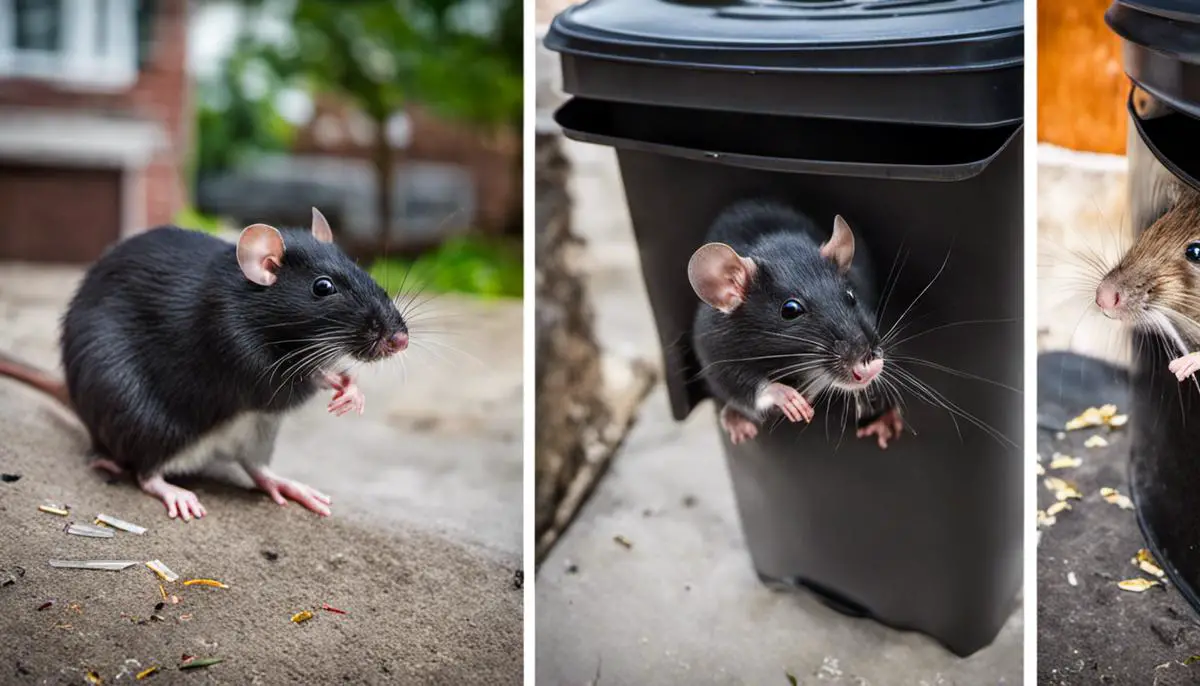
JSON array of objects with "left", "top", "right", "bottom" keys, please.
[
  {"left": 845, "top": 289, "right": 857, "bottom": 306},
  {"left": 781, "top": 298, "right": 806, "bottom": 320},
  {"left": 1187, "top": 242, "right": 1200, "bottom": 263},
  {"left": 312, "top": 277, "right": 337, "bottom": 297}
]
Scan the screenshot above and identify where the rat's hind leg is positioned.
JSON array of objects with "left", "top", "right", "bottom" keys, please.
[
  {"left": 238, "top": 414, "right": 330, "bottom": 516},
  {"left": 139, "top": 474, "right": 207, "bottom": 521},
  {"left": 244, "top": 465, "right": 332, "bottom": 517},
  {"left": 720, "top": 405, "right": 759, "bottom": 445},
  {"left": 1169, "top": 353, "right": 1200, "bottom": 381},
  {"left": 89, "top": 457, "right": 124, "bottom": 476},
  {"left": 857, "top": 408, "right": 904, "bottom": 450}
]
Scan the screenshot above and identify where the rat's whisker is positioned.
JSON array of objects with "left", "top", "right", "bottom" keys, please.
[
  {"left": 889, "top": 367, "right": 1015, "bottom": 448},
  {"left": 889, "top": 356, "right": 1022, "bottom": 394},
  {"left": 409, "top": 335, "right": 484, "bottom": 367},
  {"left": 875, "top": 245, "right": 909, "bottom": 323},
  {"left": 884, "top": 318, "right": 1018, "bottom": 350},
  {"left": 879, "top": 248, "right": 953, "bottom": 344},
  {"left": 767, "top": 361, "right": 833, "bottom": 383},
  {"left": 696, "top": 351, "right": 826, "bottom": 375},
  {"left": 407, "top": 339, "right": 454, "bottom": 367}
]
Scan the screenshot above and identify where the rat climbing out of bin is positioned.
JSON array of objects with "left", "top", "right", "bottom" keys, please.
[
  {"left": 1096, "top": 186, "right": 1200, "bottom": 382},
  {"left": 0, "top": 208, "right": 409, "bottom": 520},
  {"left": 688, "top": 199, "right": 903, "bottom": 448}
]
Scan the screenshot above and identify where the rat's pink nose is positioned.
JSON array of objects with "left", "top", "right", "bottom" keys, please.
[
  {"left": 385, "top": 331, "right": 408, "bottom": 354},
  {"left": 851, "top": 358, "right": 884, "bottom": 384},
  {"left": 1096, "top": 283, "right": 1121, "bottom": 312}
]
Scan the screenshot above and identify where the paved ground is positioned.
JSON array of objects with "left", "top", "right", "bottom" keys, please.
[
  {"left": 534, "top": 33, "right": 1021, "bottom": 684},
  {"left": 1036, "top": 352, "right": 1200, "bottom": 685},
  {"left": 0, "top": 261, "right": 523, "bottom": 683}
]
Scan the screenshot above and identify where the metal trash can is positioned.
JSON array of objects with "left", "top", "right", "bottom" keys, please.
[
  {"left": 1108, "top": 0, "right": 1200, "bottom": 616},
  {"left": 547, "top": 0, "right": 1024, "bottom": 656}
]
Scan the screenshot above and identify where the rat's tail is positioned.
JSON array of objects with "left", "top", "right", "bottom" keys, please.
[{"left": 0, "top": 351, "right": 71, "bottom": 408}]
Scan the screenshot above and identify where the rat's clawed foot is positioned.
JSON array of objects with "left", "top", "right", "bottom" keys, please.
[
  {"left": 139, "top": 474, "right": 206, "bottom": 521},
  {"left": 720, "top": 405, "right": 759, "bottom": 445},
  {"left": 1169, "top": 353, "right": 1200, "bottom": 382},
  {"left": 323, "top": 371, "right": 365, "bottom": 416},
  {"left": 248, "top": 467, "right": 332, "bottom": 517},
  {"left": 762, "top": 383, "right": 814, "bottom": 423},
  {"left": 857, "top": 408, "right": 904, "bottom": 450}
]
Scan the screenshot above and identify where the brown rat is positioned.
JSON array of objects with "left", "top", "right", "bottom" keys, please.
[
  {"left": 688, "top": 199, "right": 902, "bottom": 448},
  {"left": 0, "top": 208, "right": 409, "bottom": 520},
  {"left": 1096, "top": 186, "right": 1200, "bottom": 380}
]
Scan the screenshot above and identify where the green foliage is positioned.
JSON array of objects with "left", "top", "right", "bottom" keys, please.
[
  {"left": 174, "top": 206, "right": 224, "bottom": 235},
  {"left": 194, "top": 36, "right": 296, "bottom": 178},
  {"left": 368, "top": 237, "right": 522, "bottom": 299},
  {"left": 259, "top": 0, "right": 522, "bottom": 128}
]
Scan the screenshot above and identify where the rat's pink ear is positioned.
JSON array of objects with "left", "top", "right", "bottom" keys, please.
[
  {"left": 820, "top": 215, "right": 856, "bottom": 274},
  {"left": 688, "top": 242, "right": 757, "bottom": 313},
  {"left": 311, "top": 207, "right": 333, "bottom": 244},
  {"left": 237, "top": 224, "right": 285, "bottom": 286}
]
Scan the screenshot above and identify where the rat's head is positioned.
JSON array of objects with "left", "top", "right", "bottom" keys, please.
[
  {"left": 236, "top": 208, "right": 408, "bottom": 362},
  {"left": 1095, "top": 202, "right": 1200, "bottom": 329},
  {"left": 688, "top": 215, "right": 883, "bottom": 392}
]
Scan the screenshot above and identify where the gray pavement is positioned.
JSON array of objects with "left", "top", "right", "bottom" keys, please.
[{"left": 537, "top": 386, "right": 1023, "bottom": 685}]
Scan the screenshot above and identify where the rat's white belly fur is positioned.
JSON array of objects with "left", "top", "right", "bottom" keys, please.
[{"left": 159, "top": 412, "right": 283, "bottom": 476}]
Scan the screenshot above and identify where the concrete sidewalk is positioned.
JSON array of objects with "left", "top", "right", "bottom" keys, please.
[
  {"left": 0, "top": 261, "right": 523, "bottom": 683},
  {"left": 537, "top": 385, "right": 1022, "bottom": 685}
]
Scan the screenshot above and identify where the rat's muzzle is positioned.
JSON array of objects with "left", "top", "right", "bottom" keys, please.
[
  {"left": 1096, "top": 280, "right": 1122, "bottom": 319},
  {"left": 850, "top": 357, "right": 884, "bottom": 386},
  {"left": 379, "top": 331, "right": 408, "bottom": 357}
]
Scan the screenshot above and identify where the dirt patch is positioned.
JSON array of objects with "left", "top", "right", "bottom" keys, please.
[
  {"left": 1037, "top": 352, "right": 1200, "bottom": 685},
  {"left": 0, "top": 382, "right": 522, "bottom": 685}
]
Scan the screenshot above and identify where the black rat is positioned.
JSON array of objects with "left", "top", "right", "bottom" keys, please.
[
  {"left": 1096, "top": 187, "right": 1200, "bottom": 381},
  {"left": 0, "top": 208, "right": 408, "bottom": 520},
  {"left": 688, "top": 199, "right": 902, "bottom": 447}
]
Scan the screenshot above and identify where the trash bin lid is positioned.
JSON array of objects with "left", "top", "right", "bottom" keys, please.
[
  {"left": 1108, "top": 1, "right": 1200, "bottom": 119},
  {"left": 546, "top": 0, "right": 1022, "bottom": 125}
]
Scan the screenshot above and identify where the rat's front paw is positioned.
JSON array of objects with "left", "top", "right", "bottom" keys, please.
[
  {"left": 857, "top": 408, "right": 904, "bottom": 450},
  {"left": 1169, "top": 353, "right": 1200, "bottom": 381},
  {"left": 763, "top": 383, "right": 814, "bottom": 423},
  {"left": 328, "top": 379, "right": 365, "bottom": 416},
  {"left": 720, "top": 405, "right": 759, "bottom": 445}
]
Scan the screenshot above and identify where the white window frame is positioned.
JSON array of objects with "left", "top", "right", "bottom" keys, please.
[{"left": 0, "top": 0, "right": 137, "bottom": 90}]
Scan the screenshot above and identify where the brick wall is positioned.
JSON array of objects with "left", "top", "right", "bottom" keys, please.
[{"left": 0, "top": 0, "right": 190, "bottom": 227}]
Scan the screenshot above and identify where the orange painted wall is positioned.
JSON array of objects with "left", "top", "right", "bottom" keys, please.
[{"left": 1037, "top": 0, "right": 1129, "bottom": 154}]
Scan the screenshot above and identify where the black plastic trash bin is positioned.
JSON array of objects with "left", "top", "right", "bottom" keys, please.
[
  {"left": 547, "top": 0, "right": 1024, "bottom": 657},
  {"left": 1108, "top": 0, "right": 1200, "bottom": 617}
]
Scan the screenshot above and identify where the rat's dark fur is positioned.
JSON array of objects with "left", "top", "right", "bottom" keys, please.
[
  {"left": 692, "top": 200, "right": 881, "bottom": 420},
  {"left": 60, "top": 226, "right": 406, "bottom": 478}
]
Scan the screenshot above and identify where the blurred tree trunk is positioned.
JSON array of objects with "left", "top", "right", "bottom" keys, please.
[
  {"left": 534, "top": 132, "right": 609, "bottom": 551},
  {"left": 503, "top": 151, "right": 524, "bottom": 239},
  {"left": 373, "top": 118, "right": 394, "bottom": 244}
]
